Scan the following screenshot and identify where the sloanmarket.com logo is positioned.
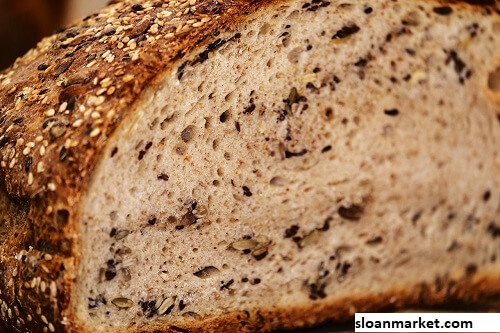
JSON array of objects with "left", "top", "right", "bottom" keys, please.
[{"left": 355, "top": 317, "right": 473, "bottom": 330}]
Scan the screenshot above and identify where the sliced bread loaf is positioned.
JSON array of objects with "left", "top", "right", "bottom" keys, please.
[{"left": 0, "top": 0, "right": 499, "bottom": 332}]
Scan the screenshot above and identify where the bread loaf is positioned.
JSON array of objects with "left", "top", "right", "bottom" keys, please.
[{"left": 0, "top": 0, "right": 499, "bottom": 332}]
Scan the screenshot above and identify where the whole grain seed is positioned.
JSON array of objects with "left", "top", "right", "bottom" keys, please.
[
  {"left": 332, "top": 24, "right": 360, "bottom": 40},
  {"left": 252, "top": 246, "right": 268, "bottom": 260},
  {"left": 433, "top": 6, "right": 452, "bottom": 15},
  {"left": 242, "top": 186, "right": 252, "bottom": 197},
  {"left": 230, "top": 239, "right": 258, "bottom": 251},
  {"left": 90, "top": 128, "right": 101, "bottom": 137},
  {"left": 157, "top": 297, "right": 176, "bottom": 315},
  {"left": 111, "top": 297, "right": 134, "bottom": 308},
  {"left": 193, "top": 266, "right": 220, "bottom": 279},
  {"left": 114, "top": 229, "right": 130, "bottom": 240},
  {"left": 384, "top": 109, "right": 399, "bottom": 116},
  {"left": 158, "top": 173, "right": 169, "bottom": 181},
  {"left": 338, "top": 204, "right": 363, "bottom": 220},
  {"left": 299, "top": 230, "right": 320, "bottom": 248}
]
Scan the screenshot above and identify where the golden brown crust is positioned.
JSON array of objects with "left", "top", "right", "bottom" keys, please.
[
  {"left": 0, "top": 0, "right": 498, "bottom": 332},
  {"left": 70, "top": 272, "right": 500, "bottom": 332}
]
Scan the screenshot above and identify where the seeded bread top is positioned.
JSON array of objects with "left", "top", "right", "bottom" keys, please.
[{"left": 0, "top": 0, "right": 265, "bottom": 203}]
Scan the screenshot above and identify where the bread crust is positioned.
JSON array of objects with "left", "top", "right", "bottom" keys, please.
[
  {"left": 74, "top": 272, "right": 500, "bottom": 332},
  {"left": 0, "top": 0, "right": 498, "bottom": 332}
]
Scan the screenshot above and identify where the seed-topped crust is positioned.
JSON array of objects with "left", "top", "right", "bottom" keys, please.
[
  {"left": 0, "top": 0, "right": 265, "bottom": 201},
  {"left": 0, "top": 0, "right": 498, "bottom": 332}
]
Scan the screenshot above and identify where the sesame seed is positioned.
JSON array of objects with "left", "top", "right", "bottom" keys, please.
[
  {"left": 72, "top": 119, "right": 83, "bottom": 127},
  {"left": 96, "top": 88, "right": 107, "bottom": 96},
  {"left": 37, "top": 162, "right": 45, "bottom": 173},
  {"left": 100, "top": 78, "right": 112, "bottom": 87},
  {"left": 59, "top": 102, "right": 68, "bottom": 112},
  {"left": 193, "top": 22, "right": 204, "bottom": 28},
  {"left": 150, "top": 24, "right": 159, "bottom": 34},
  {"left": 44, "top": 253, "right": 52, "bottom": 260},
  {"left": 47, "top": 183, "right": 56, "bottom": 191},
  {"left": 50, "top": 281, "right": 57, "bottom": 298},
  {"left": 28, "top": 172, "right": 34, "bottom": 185},
  {"left": 40, "top": 145, "right": 46, "bottom": 156},
  {"left": 41, "top": 315, "right": 48, "bottom": 324},
  {"left": 48, "top": 323, "right": 55, "bottom": 332},
  {"left": 45, "top": 109, "right": 55, "bottom": 116},
  {"left": 22, "top": 147, "right": 31, "bottom": 155},
  {"left": 123, "top": 75, "right": 134, "bottom": 82},
  {"left": 107, "top": 86, "right": 116, "bottom": 95},
  {"left": 90, "top": 128, "right": 101, "bottom": 137},
  {"left": 107, "top": 110, "right": 116, "bottom": 118}
]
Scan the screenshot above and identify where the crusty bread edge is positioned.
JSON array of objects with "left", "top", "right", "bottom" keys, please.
[{"left": 69, "top": 269, "right": 499, "bottom": 332}]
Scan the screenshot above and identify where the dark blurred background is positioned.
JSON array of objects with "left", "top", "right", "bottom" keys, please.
[{"left": 0, "top": 0, "right": 106, "bottom": 70}]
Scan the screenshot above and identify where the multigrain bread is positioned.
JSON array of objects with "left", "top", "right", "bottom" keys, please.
[{"left": 0, "top": 0, "right": 499, "bottom": 332}]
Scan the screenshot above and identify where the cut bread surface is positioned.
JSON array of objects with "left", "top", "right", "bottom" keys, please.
[
  {"left": 73, "top": 0, "right": 500, "bottom": 331},
  {"left": 0, "top": 0, "right": 498, "bottom": 332}
]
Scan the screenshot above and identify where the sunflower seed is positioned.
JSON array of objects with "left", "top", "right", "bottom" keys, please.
[
  {"left": 255, "top": 235, "right": 270, "bottom": 244},
  {"left": 252, "top": 246, "right": 268, "bottom": 260},
  {"left": 157, "top": 296, "right": 176, "bottom": 315},
  {"left": 111, "top": 297, "right": 134, "bottom": 308},
  {"left": 193, "top": 266, "right": 220, "bottom": 279},
  {"left": 230, "top": 239, "right": 258, "bottom": 251},
  {"left": 114, "top": 229, "right": 129, "bottom": 240}
]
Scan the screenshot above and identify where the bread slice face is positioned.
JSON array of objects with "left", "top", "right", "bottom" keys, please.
[
  {"left": 0, "top": 0, "right": 498, "bottom": 332},
  {"left": 74, "top": 0, "right": 500, "bottom": 331}
]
